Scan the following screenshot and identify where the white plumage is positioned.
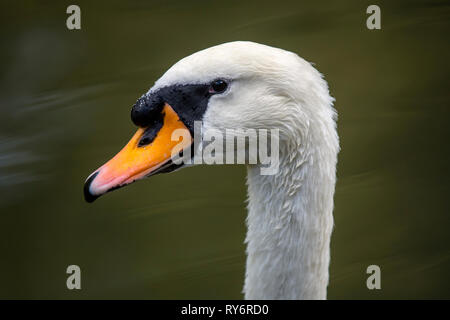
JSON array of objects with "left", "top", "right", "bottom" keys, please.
[{"left": 151, "top": 41, "right": 339, "bottom": 299}]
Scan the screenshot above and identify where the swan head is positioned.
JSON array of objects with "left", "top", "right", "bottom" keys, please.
[{"left": 84, "top": 41, "right": 336, "bottom": 202}]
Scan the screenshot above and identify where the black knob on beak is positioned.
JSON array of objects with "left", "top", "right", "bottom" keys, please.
[{"left": 131, "top": 94, "right": 165, "bottom": 127}]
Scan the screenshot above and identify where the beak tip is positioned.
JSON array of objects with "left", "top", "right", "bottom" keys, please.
[{"left": 84, "top": 171, "right": 100, "bottom": 203}]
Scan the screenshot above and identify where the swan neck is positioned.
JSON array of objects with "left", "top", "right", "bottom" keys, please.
[{"left": 244, "top": 143, "right": 336, "bottom": 299}]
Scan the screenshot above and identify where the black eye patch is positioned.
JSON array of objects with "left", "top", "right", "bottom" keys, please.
[
  {"left": 130, "top": 83, "right": 215, "bottom": 141},
  {"left": 150, "top": 84, "right": 212, "bottom": 133}
]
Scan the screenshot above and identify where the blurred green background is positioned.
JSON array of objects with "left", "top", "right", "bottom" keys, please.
[{"left": 0, "top": 0, "right": 449, "bottom": 299}]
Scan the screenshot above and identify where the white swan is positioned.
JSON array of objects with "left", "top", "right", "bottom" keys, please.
[{"left": 84, "top": 41, "right": 339, "bottom": 300}]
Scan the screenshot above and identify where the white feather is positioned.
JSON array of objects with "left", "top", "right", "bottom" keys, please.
[{"left": 151, "top": 41, "right": 339, "bottom": 299}]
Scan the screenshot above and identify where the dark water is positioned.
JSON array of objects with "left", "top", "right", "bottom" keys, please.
[{"left": 0, "top": 0, "right": 449, "bottom": 299}]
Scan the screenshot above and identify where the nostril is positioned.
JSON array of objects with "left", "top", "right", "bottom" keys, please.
[
  {"left": 138, "top": 111, "right": 165, "bottom": 147},
  {"left": 131, "top": 94, "right": 165, "bottom": 127}
]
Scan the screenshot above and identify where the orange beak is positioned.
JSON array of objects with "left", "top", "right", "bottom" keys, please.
[{"left": 84, "top": 104, "right": 192, "bottom": 202}]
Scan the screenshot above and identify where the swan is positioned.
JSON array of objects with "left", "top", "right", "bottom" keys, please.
[{"left": 84, "top": 41, "right": 339, "bottom": 300}]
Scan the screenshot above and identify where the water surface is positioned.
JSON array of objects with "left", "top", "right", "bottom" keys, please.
[{"left": 0, "top": 0, "right": 449, "bottom": 299}]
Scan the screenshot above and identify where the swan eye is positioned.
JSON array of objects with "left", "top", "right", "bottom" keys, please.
[{"left": 210, "top": 79, "right": 228, "bottom": 94}]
